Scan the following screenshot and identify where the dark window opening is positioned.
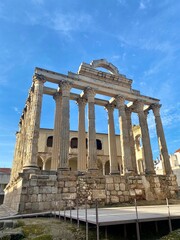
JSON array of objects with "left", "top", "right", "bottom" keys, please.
[
  {"left": 86, "top": 138, "right": 88, "bottom": 149},
  {"left": 71, "top": 137, "right": 78, "bottom": 148},
  {"left": 96, "top": 139, "right": 102, "bottom": 150},
  {"left": 47, "top": 136, "right": 53, "bottom": 147}
]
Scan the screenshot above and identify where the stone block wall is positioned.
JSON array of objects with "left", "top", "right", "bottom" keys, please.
[
  {"left": 3, "top": 178, "right": 23, "bottom": 212},
  {"left": 3, "top": 170, "right": 178, "bottom": 213}
]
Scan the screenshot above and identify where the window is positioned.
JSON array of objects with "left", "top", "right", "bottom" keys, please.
[
  {"left": 96, "top": 139, "right": 102, "bottom": 150},
  {"left": 47, "top": 136, "right": 53, "bottom": 147},
  {"left": 71, "top": 137, "right": 78, "bottom": 148}
]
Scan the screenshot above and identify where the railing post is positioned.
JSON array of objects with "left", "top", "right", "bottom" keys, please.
[
  {"left": 166, "top": 198, "right": 172, "bottom": 232},
  {"left": 134, "top": 199, "right": 140, "bottom": 240},
  {"left": 85, "top": 200, "right": 88, "bottom": 240},
  {"left": 96, "top": 199, "right": 99, "bottom": 240},
  {"left": 77, "top": 198, "right": 79, "bottom": 228},
  {"left": 70, "top": 206, "right": 72, "bottom": 224}
]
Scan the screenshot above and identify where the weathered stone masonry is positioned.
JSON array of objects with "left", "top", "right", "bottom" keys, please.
[{"left": 4, "top": 59, "right": 178, "bottom": 213}]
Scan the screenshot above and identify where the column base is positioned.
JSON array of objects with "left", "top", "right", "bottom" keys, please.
[
  {"left": 58, "top": 167, "right": 70, "bottom": 171},
  {"left": 110, "top": 170, "right": 120, "bottom": 175},
  {"left": 87, "top": 169, "right": 101, "bottom": 176},
  {"left": 23, "top": 165, "right": 39, "bottom": 170},
  {"left": 124, "top": 170, "right": 136, "bottom": 176},
  {"left": 145, "top": 169, "right": 156, "bottom": 175}
]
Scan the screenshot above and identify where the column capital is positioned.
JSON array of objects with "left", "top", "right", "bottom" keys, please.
[
  {"left": 104, "top": 103, "right": 115, "bottom": 113},
  {"left": 151, "top": 103, "right": 162, "bottom": 117},
  {"left": 76, "top": 97, "right": 87, "bottom": 107},
  {"left": 26, "top": 99, "right": 30, "bottom": 109},
  {"left": 115, "top": 95, "right": 125, "bottom": 108},
  {"left": 125, "top": 107, "right": 132, "bottom": 114},
  {"left": 33, "top": 73, "right": 46, "bottom": 84},
  {"left": 84, "top": 87, "right": 96, "bottom": 102},
  {"left": 59, "top": 80, "right": 72, "bottom": 96},
  {"left": 134, "top": 100, "right": 145, "bottom": 112},
  {"left": 16, "top": 131, "right": 20, "bottom": 137},
  {"left": 53, "top": 91, "right": 62, "bottom": 101}
]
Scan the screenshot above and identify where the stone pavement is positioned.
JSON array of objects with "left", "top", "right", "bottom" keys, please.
[{"left": 0, "top": 205, "right": 17, "bottom": 219}]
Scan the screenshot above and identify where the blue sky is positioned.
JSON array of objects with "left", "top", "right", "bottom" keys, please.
[{"left": 0, "top": 0, "right": 180, "bottom": 168}]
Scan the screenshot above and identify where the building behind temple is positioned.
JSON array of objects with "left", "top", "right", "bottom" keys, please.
[
  {"left": 155, "top": 148, "right": 180, "bottom": 186},
  {"left": 4, "top": 59, "right": 178, "bottom": 213},
  {"left": 37, "top": 125, "right": 144, "bottom": 175}
]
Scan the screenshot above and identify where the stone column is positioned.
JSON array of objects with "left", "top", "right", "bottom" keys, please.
[
  {"left": 77, "top": 97, "right": 87, "bottom": 171},
  {"left": 10, "top": 131, "right": 21, "bottom": 182},
  {"left": 84, "top": 87, "right": 97, "bottom": 170},
  {"left": 151, "top": 104, "right": 172, "bottom": 174},
  {"left": 102, "top": 163, "right": 106, "bottom": 175},
  {"left": 116, "top": 95, "right": 133, "bottom": 174},
  {"left": 23, "top": 74, "right": 45, "bottom": 169},
  {"left": 58, "top": 81, "right": 72, "bottom": 170},
  {"left": 105, "top": 103, "right": 119, "bottom": 174},
  {"left": 22, "top": 99, "right": 31, "bottom": 169},
  {"left": 126, "top": 108, "right": 138, "bottom": 174},
  {"left": 52, "top": 92, "right": 62, "bottom": 170},
  {"left": 19, "top": 116, "right": 25, "bottom": 167},
  {"left": 135, "top": 100, "right": 155, "bottom": 174}
]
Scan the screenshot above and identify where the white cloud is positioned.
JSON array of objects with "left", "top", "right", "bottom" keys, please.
[
  {"left": 50, "top": 12, "right": 93, "bottom": 35},
  {"left": 139, "top": 1, "right": 146, "bottom": 10},
  {"left": 139, "top": 0, "right": 151, "bottom": 10},
  {"left": 13, "top": 107, "right": 21, "bottom": 114}
]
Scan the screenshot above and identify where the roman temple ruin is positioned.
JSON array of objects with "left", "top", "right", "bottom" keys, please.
[{"left": 4, "top": 59, "right": 178, "bottom": 213}]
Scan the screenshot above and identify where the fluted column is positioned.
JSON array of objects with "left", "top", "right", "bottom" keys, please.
[
  {"left": 151, "top": 104, "right": 172, "bottom": 174},
  {"left": 10, "top": 131, "right": 20, "bottom": 182},
  {"left": 105, "top": 103, "right": 119, "bottom": 174},
  {"left": 22, "top": 99, "right": 31, "bottom": 169},
  {"left": 58, "top": 81, "right": 72, "bottom": 170},
  {"left": 126, "top": 108, "right": 138, "bottom": 174},
  {"left": 135, "top": 100, "right": 155, "bottom": 174},
  {"left": 84, "top": 87, "right": 97, "bottom": 170},
  {"left": 116, "top": 95, "right": 133, "bottom": 174},
  {"left": 77, "top": 97, "right": 87, "bottom": 171},
  {"left": 23, "top": 74, "right": 45, "bottom": 169},
  {"left": 52, "top": 92, "right": 62, "bottom": 170},
  {"left": 19, "top": 117, "right": 25, "bottom": 166}
]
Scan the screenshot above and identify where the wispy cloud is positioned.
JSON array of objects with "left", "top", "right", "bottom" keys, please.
[
  {"left": 139, "top": 1, "right": 146, "bottom": 10},
  {"left": 50, "top": 12, "right": 93, "bottom": 35},
  {"left": 13, "top": 107, "right": 21, "bottom": 114}
]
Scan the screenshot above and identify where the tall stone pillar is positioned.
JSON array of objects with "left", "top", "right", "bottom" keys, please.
[
  {"left": 19, "top": 117, "right": 25, "bottom": 167},
  {"left": 58, "top": 81, "right": 72, "bottom": 170},
  {"left": 52, "top": 92, "right": 62, "bottom": 170},
  {"left": 23, "top": 74, "right": 45, "bottom": 169},
  {"left": 116, "top": 95, "right": 133, "bottom": 174},
  {"left": 151, "top": 104, "right": 172, "bottom": 174},
  {"left": 126, "top": 108, "right": 138, "bottom": 174},
  {"left": 10, "top": 131, "right": 21, "bottom": 182},
  {"left": 22, "top": 99, "right": 31, "bottom": 169},
  {"left": 135, "top": 100, "right": 155, "bottom": 174},
  {"left": 77, "top": 97, "right": 87, "bottom": 171},
  {"left": 105, "top": 103, "right": 119, "bottom": 174},
  {"left": 84, "top": 87, "right": 97, "bottom": 170}
]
